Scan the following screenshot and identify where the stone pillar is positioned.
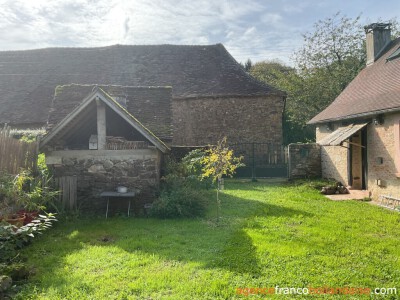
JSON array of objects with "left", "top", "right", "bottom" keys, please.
[{"left": 96, "top": 98, "right": 106, "bottom": 150}]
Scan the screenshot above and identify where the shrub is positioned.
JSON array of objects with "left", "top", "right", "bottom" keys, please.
[
  {"left": 150, "top": 153, "right": 210, "bottom": 218},
  {"left": 0, "top": 213, "right": 57, "bottom": 263},
  {"left": 0, "top": 165, "right": 59, "bottom": 214},
  {"left": 150, "top": 183, "right": 208, "bottom": 218},
  {"left": 0, "top": 173, "right": 17, "bottom": 217},
  {"left": 0, "top": 213, "right": 56, "bottom": 298}
]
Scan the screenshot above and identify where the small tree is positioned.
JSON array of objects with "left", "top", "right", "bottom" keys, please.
[
  {"left": 200, "top": 138, "right": 243, "bottom": 221},
  {"left": 243, "top": 59, "right": 253, "bottom": 72}
]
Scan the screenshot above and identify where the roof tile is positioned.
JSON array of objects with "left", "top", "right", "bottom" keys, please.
[
  {"left": 0, "top": 44, "right": 285, "bottom": 126},
  {"left": 309, "top": 38, "right": 400, "bottom": 124}
]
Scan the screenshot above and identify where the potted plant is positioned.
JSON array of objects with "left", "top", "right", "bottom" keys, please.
[
  {"left": 1, "top": 166, "right": 60, "bottom": 226},
  {"left": 17, "top": 187, "right": 45, "bottom": 225},
  {"left": 15, "top": 172, "right": 59, "bottom": 224},
  {"left": 5, "top": 214, "right": 25, "bottom": 227}
]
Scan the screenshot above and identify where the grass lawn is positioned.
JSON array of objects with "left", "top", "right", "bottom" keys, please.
[{"left": 16, "top": 180, "right": 400, "bottom": 299}]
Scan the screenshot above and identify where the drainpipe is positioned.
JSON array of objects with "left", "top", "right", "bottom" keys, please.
[{"left": 96, "top": 97, "right": 106, "bottom": 150}]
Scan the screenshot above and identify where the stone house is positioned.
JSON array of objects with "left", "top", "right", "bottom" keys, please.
[
  {"left": 308, "top": 23, "right": 400, "bottom": 200},
  {"left": 0, "top": 44, "right": 285, "bottom": 211}
]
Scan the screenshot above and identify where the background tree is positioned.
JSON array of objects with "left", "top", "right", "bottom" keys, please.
[
  {"left": 251, "top": 12, "right": 398, "bottom": 144},
  {"left": 241, "top": 58, "right": 253, "bottom": 72},
  {"left": 250, "top": 59, "right": 293, "bottom": 84},
  {"left": 250, "top": 60, "right": 310, "bottom": 143},
  {"left": 291, "top": 12, "right": 366, "bottom": 130}
]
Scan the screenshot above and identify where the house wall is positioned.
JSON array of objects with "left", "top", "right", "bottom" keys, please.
[
  {"left": 46, "top": 149, "right": 162, "bottom": 214},
  {"left": 172, "top": 95, "right": 284, "bottom": 146},
  {"left": 367, "top": 113, "right": 400, "bottom": 200},
  {"left": 316, "top": 124, "right": 349, "bottom": 185},
  {"left": 316, "top": 113, "right": 400, "bottom": 200}
]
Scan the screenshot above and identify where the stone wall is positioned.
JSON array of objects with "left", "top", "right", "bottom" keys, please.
[
  {"left": 46, "top": 149, "right": 161, "bottom": 215},
  {"left": 288, "top": 143, "right": 321, "bottom": 179},
  {"left": 172, "top": 95, "right": 284, "bottom": 146},
  {"left": 316, "top": 124, "right": 349, "bottom": 185}
]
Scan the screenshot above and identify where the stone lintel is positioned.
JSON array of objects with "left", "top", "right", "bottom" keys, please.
[{"left": 46, "top": 148, "right": 159, "bottom": 164}]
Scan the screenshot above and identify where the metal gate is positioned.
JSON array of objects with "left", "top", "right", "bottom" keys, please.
[{"left": 231, "top": 143, "right": 288, "bottom": 179}]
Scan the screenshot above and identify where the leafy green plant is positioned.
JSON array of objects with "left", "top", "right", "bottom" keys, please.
[
  {"left": 154, "top": 140, "right": 243, "bottom": 221},
  {"left": 181, "top": 148, "right": 207, "bottom": 177},
  {"left": 150, "top": 183, "right": 208, "bottom": 218},
  {"left": 0, "top": 275, "right": 13, "bottom": 298},
  {"left": 0, "top": 213, "right": 57, "bottom": 298},
  {"left": 151, "top": 152, "right": 210, "bottom": 218},
  {"left": 0, "top": 173, "right": 18, "bottom": 217},
  {"left": 12, "top": 167, "right": 59, "bottom": 213},
  {"left": 0, "top": 213, "right": 57, "bottom": 263}
]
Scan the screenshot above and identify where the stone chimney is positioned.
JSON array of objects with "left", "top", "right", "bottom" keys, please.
[{"left": 364, "top": 23, "right": 391, "bottom": 66}]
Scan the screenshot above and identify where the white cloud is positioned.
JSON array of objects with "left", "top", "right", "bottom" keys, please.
[
  {"left": 0, "top": 0, "right": 398, "bottom": 65},
  {"left": 0, "top": 0, "right": 302, "bottom": 65},
  {"left": 260, "top": 13, "right": 283, "bottom": 25}
]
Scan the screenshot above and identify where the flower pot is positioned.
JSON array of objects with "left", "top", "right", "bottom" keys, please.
[
  {"left": 6, "top": 214, "right": 26, "bottom": 227},
  {"left": 17, "top": 210, "right": 39, "bottom": 225}
]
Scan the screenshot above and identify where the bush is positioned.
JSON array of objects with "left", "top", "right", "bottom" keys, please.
[
  {"left": 150, "top": 152, "right": 211, "bottom": 218},
  {"left": 0, "top": 213, "right": 57, "bottom": 263},
  {"left": 0, "top": 163, "right": 59, "bottom": 214},
  {"left": 150, "top": 183, "right": 208, "bottom": 218},
  {"left": 0, "top": 173, "right": 17, "bottom": 217},
  {"left": 0, "top": 213, "right": 57, "bottom": 297}
]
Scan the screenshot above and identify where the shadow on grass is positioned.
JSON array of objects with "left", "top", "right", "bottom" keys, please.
[
  {"left": 19, "top": 191, "right": 314, "bottom": 296},
  {"left": 210, "top": 228, "right": 262, "bottom": 276}
]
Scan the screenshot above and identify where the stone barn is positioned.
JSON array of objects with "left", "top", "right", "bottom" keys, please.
[
  {"left": 0, "top": 44, "right": 286, "bottom": 212},
  {"left": 0, "top": 44, "right": 285, "bottom": 146}
]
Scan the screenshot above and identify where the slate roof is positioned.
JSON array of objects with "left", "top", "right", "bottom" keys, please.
[
  {"left": 49, "top": 84, "right": 172, "bottom": 140},
  {"left": 41, "top": 87, "right": 170, "bottom": 153},
  {"left": 309, "top": 37, "right": 400, "bottom": 124},
  {"left": 0, "top": 44, "right": 284, "bottom": 126}
]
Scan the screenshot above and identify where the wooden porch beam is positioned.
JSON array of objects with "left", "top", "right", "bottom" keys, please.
[{"left": 96, "top": 98, "right": 106, "bottom": 150}]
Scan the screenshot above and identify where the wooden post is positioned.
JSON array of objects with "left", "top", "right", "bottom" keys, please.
[{"left": 96, "top": 97, "right": 106, "bottom": 150}]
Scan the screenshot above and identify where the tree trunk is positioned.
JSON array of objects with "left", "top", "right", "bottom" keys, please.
[{"left": 216, "top": 176, "right": 221, "bottom": 222}]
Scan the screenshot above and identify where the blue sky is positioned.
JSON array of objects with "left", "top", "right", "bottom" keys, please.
[{"left": 0, "top": 0, "right": 399, "bottom": 65}]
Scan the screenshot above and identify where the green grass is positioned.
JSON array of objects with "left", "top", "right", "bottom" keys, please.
[{"left": 15, "top": 180, "right": 400, "bottom": 299}]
